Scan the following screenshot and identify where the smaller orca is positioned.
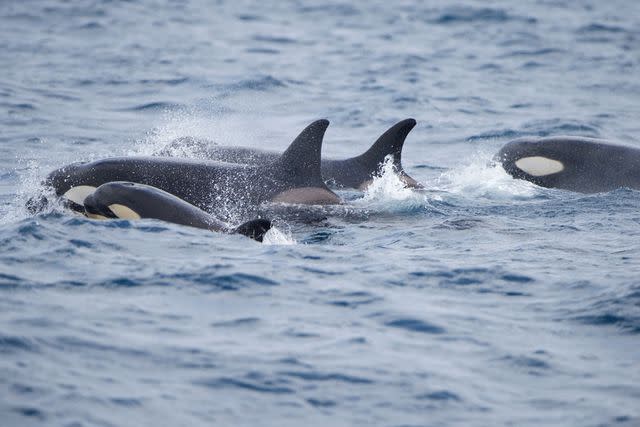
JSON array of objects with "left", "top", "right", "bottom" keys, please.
[
  {"left": 158, "top": 119, "right": 421, "bottom": 190},
  {"left": 496, "top": 136, "right": 640, "bottom": 193},
  {"left": 83, "top": 182, "right": 272, "bottom": 242}
]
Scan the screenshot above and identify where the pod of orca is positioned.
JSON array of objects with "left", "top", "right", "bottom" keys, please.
[{"left": 32, "top": 118, "right": 639, "bottom": 242}]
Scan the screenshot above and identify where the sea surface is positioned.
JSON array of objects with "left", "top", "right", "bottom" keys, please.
[{"left": 1, "top": 1, "right": 639, "bottom": 426}]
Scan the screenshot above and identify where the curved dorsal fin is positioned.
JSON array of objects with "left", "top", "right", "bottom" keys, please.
[
  {"left": 355, "top": 118, "right": 416, "bottom": 168},
  {"left": 278, "top": 119, "right": 329, "bottom": 185}
]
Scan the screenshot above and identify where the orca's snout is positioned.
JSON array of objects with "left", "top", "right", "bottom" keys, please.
[
  {"left": 83, "top": 193, "right": 117, "bottom": 219},
  {"left": 496, "top": 138, "right": 539, "bottom": 174},
  {"left": 233, "top": 218, "right": 273, "bottom": 242}
]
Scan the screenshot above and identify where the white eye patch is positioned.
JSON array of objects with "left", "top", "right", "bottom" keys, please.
[
  {"left": 514, "top": 156, "right": 564, "bottom": 176},
  {"left": 63, "top": 186, "right": 96, "bottom": 205},
  {"left": 108, "top": 204, "right": 141, "bottom": 220}
]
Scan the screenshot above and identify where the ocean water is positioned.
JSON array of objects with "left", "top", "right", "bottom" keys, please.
[{"left": 1, "top": 0, "right": 640, "bottom": 426}]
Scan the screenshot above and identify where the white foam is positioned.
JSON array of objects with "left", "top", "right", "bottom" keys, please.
[
  {"left": 435, "top": 151, "right": 539, "bottom": 200},
  {"left": 261, "top": 226, "right": 296, "bottom": 245},
  {"left": 353, "top": 156, "right": 432, "bottom": 212}
]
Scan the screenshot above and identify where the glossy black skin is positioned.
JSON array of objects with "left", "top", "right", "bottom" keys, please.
[
  {"left": 83, "top": 182, "right": 272, "bottom": 241},
  {"left": 496, "top": 136, "right": 640, "bottom": 193},
  {"left": 45, "top": 120, "right": 340, "bottom": 217},
  {"left": 158, "top": 119, "right": 421, "bottom": 189}
]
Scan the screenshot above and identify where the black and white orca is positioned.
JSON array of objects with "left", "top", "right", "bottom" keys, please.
[
  {"left": 45, "top": 120, "right": 341, "bottom": 220},
  {"left": 158, "top": 119, "right": 421, "bottom": 190},
  {"left": 496, "top": 136, "right": 640, "bottom": 193}
]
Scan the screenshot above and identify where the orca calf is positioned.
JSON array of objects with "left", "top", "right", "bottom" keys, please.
[
  {"left": 45, "top": 120, "right": 341, "bottom": 218},
  {"left": 158, "top": 119, "right": 421, "bottom": 190},
  {"left": 496, "top": 136, "right": 640, "bottom": 193},
  {"left": 83, "top": 182, "right": 272, "bottom": 241}
]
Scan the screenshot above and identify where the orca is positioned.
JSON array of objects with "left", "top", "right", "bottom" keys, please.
[
  {"left": 496, "top": 136, "right": 640, "bottom": 193},
  {"left": 158, "top": 119, "right": 421, "bottom": 190},
  {"left": 83, "top": 182, "right": 272, "bottom": 241},
  {"left": 44, "top": 120, "right": 341, "bottom": 219}
]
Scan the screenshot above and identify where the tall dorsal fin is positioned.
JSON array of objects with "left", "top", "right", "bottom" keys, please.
[
  {"left": 277, "top": 119, "right": 329, "bottom": 185},
  {"left": 355, "top": 118, "right": 416, "bottom": 168}
]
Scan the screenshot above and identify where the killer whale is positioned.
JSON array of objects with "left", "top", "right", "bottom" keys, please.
[
  {"left": 44, "top": 120, "right": 341, "bottom": 218},
  {"left": 496, "top": 136, "right": 640, "bottom": 193},
  {"left": 83, "top": 182, "right": 272, "bottom": 241},
  {"left": 158, "top": 119, "right": 421, "bottom": 190}
]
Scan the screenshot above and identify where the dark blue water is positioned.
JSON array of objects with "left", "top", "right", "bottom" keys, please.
[{"left": 1, "top": 1, "right": 640, "bottom": 426}]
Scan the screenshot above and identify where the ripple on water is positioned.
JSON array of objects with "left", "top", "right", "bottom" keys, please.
[
  {"left": 315, "top": 290, "right": 383, "bottom": 309},
  {"left": 279, "top": 370, "right": 374, "bottom": 384},
  {"left": 576, "top": 23, "right": 626, "bottom": 35},
  {"left": 0, "top": 335, "right": 39, "bottom": 354},
  {"left": 210, "top": 317, "right": 261, "bottom": 328},
  {"left": 420, "top": 267, "right": 530, "bottom": 284},
  {"left": 429, "top": 6, "right": 536, "bottom": 24},
  {"left": 11, "top": 407, "right": 45, "bottom": 421},
  {"left": 195, "top": 376, "right": 294, "bottom": 395},
  {"left": 572, "top": 313, "right": 640, "bottom": 334},
  {"left": 0, "top": 273, "right": 23, "bottom": 287},
  {"left": 415, "top": 390, "right": 462, "bottom": 402},
  {"left": 119, "top": 102, "right": 187, "bottom": 112},
  {"left": 252, "top": 35, "right": 298, "bottom": 44},
  {"left": 383, "top": 317, "right": 446, "bottom": 335},
  {"left": 565, "top": 286, "right": 640, "bottom": 334},
  {"left": 96, "top": 272, "right": 280, "bottom": 291},
  {"left": 434, "top": 217, "right": 484, "bottom": 230},
  {"left": 218, "top": 75, "right": 287, "bottom": 92},
  {"left": 498, "top": 354, "right": 553, "bottom": 376}
]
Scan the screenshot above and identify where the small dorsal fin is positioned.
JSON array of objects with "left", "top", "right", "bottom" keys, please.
[
  {"left": 355, "top": 118, "right": 416, "bottom": 168},
  {"left": 277, "top": 119, "right": 330, "bottom": 185}
]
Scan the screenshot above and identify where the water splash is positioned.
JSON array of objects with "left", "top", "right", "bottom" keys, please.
[
  {"left": 435, "top": 151, "right": 540, "bottom": 200},
  {"left": 130, "top": 108, "right": 216, "bottom": 157},
  {"left": 129, "top": 103, "right": 266, "bottom": 158},
  {"left": 2, "top": 159, "right": 50, "bottom": 225},
  {"left": 262, "top": 226, "right": 296, "bottom": 245},
  {"left": 354, "top": 156, "right": 432, "bottom": 213}
]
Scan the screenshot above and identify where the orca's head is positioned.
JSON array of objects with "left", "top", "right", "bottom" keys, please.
[
  {"left": 494, "top": 136, "right": 596, "bottom": 188},
  {"left": 83, "top": 182, "right": 142, "bottom": 220}
]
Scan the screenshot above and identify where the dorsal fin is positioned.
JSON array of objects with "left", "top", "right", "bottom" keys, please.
[
  {"left": 277, "top": 119, "right": 329, "bottom": 185},
  {"left": 354, "top": 118, "right": 416, "bottom": 168}
]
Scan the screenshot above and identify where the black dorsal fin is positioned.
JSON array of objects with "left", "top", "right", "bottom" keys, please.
[
  {"left": 354, "top": 118, "right": 416, "bottom": 169},
  {"left": 277, "top": 119, "right": 329, "bottom": 185}
]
